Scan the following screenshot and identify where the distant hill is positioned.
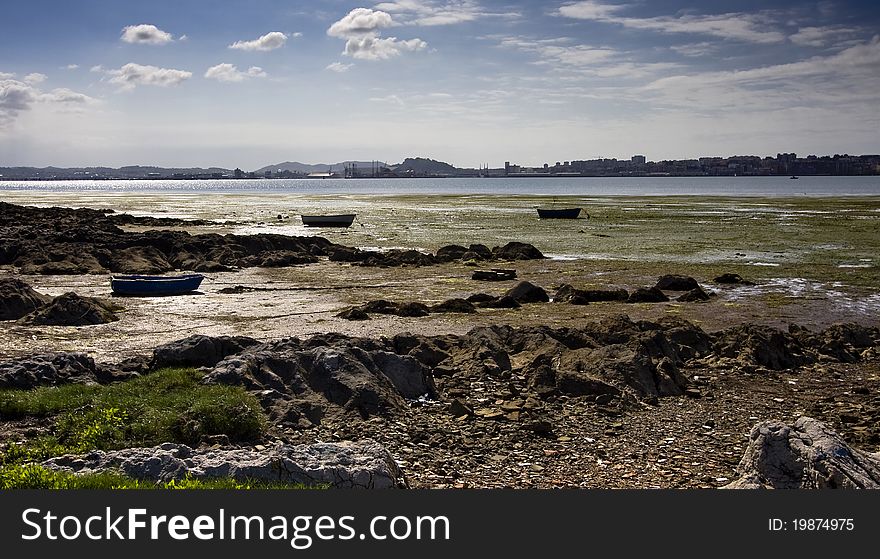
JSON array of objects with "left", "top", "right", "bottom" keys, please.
[
  {"left": 255, "top": 161, "right": 384, "bottom": 174},
  {"left": 0, "top": 165, "right": 232, "bottom": 180},
  {"left": 392, "top": 157, "right": 460, "bottom": 175}
]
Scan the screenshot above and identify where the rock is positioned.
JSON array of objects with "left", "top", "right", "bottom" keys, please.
[
  {"left": 396, "top": 302, "right": 431, "bottom": 317},
  {"left": 477, "top": 296, "right": 521, "bottom": 309},
  {"left": 627, "top": 287, "right": 669, "bottom": 303},
  {"left": 466, "top": 244, "right": 493, "bottom": 260},
  {"left": 42, "top": 440, "right": 407, "bottom": 488},
  {"left": 504, "top": 281, "right": 549, "bottom": 303},
  {"left": 338, "top": 307, "right": 371, "bottom": 321},
  {"left": 522, "top": 419, "right": 554, "bottom": 434},
  {"left": 435, "top": 244, "right": 469, "bottom": 262},
  {"left": 204, "top": 340, "right": 437, "bottom": 424},
  {"left": 109, "top": 246, "right": 174, "bottom": 274},
  {"left": 466, "top": 293, "right": 497, "bottom": 303},
  {"left": 654, "top": 274, "right": 700, "bottom": 291},
  {"left": 677, "top": 286, "right": 711, "bottom": 302},
  {"left": 711, "top": 325, "right": 812, "bottom": 370},
  {"left": 449, "top": 399, "right": 474, "bottom": 418},
  {"left": 472, "top": 269, "right": 517, "bottom": 281},
  {"left": 491, "top": 242, "right": 545, "bottom": 261},
  {"left": 16, "top": 292, "right": 118, "bottom": 326},
  {"left": 0, "top": 352, "right": 99, "bottom": 389},
  {"left": 714, "top": 273, "right": 755, "bottom": 285},
  {"left": 724, "top": 417, "right": 880, "bottom": 489},
  {"left": 0, "top": 277, "right": 51, "bottom": 320},
  {"left": 151, "top": 334, "right": 260, "bottom": 370},
  {"left": 430, "top": 298, "right": 477, "bottom": 314},
  {"left": 554, "top": 284, "right": 628, "bottom": 303}
]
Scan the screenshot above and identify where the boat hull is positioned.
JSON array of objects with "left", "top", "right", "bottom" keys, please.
[
  {"left": 301, "top": 214, "right": 356, "bottom": 227},
  {"left": 110, "top": 274, "right": 204, "bottom": 296},
  {"left": 537, "top": 208, "right": 582, "bottom": 219}
]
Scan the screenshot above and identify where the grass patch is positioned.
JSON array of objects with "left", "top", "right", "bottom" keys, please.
[
  {"left": 0, "top": 368, "right": 266, "bottom": 465},
  {"left": 0, "top": 464, "right": 314, "bottom": 490}
]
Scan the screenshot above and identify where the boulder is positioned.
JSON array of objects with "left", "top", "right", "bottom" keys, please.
[
  {"left": 677, "top": 287, "right": 711, "bottom": 302},
  {"left": 204, "top": 341, "right": 437, "bottom": 424},
  {"left": 724, "top": 417, "right": 880, "bottom": 489},
  {"left": 337, "top": 307, "right": 371, "bottom": 321},
  {"left": 711, "top": 325, "right": 812, "bottom": 370},
  {"left": 17, "top": 292, "right": 119, "bottom": 326},
  {"left": 430, "top": 298, "right": 477, "bottom": 314},
  {"left": 42, "top": 440, "right": 407, "bottom": 488},
  {"left": 472, "top": 269, "right": 517, "bottom": 281},
  {"left": 0, "top": 277, "right": 50, "bottom": 320},
  {"left": 151, "top": 335, "right": 260, "bottom": 370},
  {"left": 492, "top": 242, "right": 545, "bottom": 261},
  {"left": 0, "top": 352, "right": 99, "bottom": 389},
  {"left": 435, "top": 244, "right": 469, "bottom": 262},
  {"left": 627, "top": 287, "right": 669, "bottom": 303},
  {"left": 504, "top": 281, "right": 549, "bottom": 303},
  {"left": 654, "top": 274, "right": 699, "bottom": 291},
  {"left": 477, "top": 296, "right": 521, "bottom": 309}
]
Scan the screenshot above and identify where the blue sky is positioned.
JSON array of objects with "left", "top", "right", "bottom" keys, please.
[{"left": 1, "top": 0, "right": 878, "bottom": 169}]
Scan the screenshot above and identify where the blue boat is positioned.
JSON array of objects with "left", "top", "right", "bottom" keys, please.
[{"left": 110, "top": 274, "right": 204, "bottom": 296}]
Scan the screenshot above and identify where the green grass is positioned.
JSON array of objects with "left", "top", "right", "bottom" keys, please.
[
  {"left": 0, "top": 368, "right": 266, "bottom": 464},
  {"left": 0, "top": 463, "right": 315, "bottom": 490}
]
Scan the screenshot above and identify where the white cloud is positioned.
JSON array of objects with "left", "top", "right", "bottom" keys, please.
[
  {"left": 228, "top": 31, "right": 288, "bottom": 51},
  {"left": 328, "top": 8, "right": 394, "bottom": 38},
  {"left": 790, "top": 26, "right": 859, "bottom": 48},
  {"left": 178, "top": 34, "right": 189, "bottom": 42},
  {"left": 0, "top": 72, "right": 15, "bottom": 80},
  {"left": 344, "top": 36, "right": 427, "bottom": 60},
  {"left": 328, "top": 8, "right": 427, "bottom": 60},
  {"left": 1, "top": 79, "right": 96, "bottom": 127},
  {"left": 641, "top": 36, "right": 880, "bottom": 113},
  {"left": 669, "top": 42, "right": 718, "bottom": 57},
  {"left": 558, "top": 1, "right": 786, "bottom": 44},
  {"left": 369, "top": 93, "right": 406, "bottom": 107},
  {"left": 105, "top": 63, "right": 192, "bottom": 91},
  {"left": 292, "top": 32, "right": 303, "bottom": 38},
  {"left": 204, "top": 63, "right": 268, "bottom": 83},
  {"left": 65, "top": 64, "right": 80, "bottom": 70},
  {"left": 38, "top": 88, "right": 95, "bottom": 104},
  {"left": 374, "top": 0, "right": 516, "bottom": 26},
  {"left": 120, "top": 24, "right": 174, "bottom": 45},
  {"left": 326, "top": 61, "right": 354, "bottom": 72},
  {"left": 90, "top": 65, "right": 105, "bottom": 73},
  {"left": 24, "top": 73, "right": 47, "bottom": 84}
]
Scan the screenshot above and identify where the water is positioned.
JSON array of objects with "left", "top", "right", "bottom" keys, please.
[{"left": 2, "top": 175, "right": 880, "bottom": 196}]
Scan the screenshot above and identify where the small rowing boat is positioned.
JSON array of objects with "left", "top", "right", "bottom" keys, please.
[
  {"left": 301, "top": 214, "right": 356, "bottom": 227},
  {"left": 110, "top": 274, "right": 204, "bottom": 296},
  {"left": 536, "top": 207, "right": 582, "bottom": 219}
]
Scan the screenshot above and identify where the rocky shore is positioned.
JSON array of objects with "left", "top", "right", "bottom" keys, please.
[{"left": 1, "top": 201, "right": 879, "bottom": 489}]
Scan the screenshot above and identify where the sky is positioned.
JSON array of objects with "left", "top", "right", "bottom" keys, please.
[{"left": 1, "top": 0, "right": 879, "bottom": 169}]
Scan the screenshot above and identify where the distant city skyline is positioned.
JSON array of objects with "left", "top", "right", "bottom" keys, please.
[{"left": 1, "top": 1, "right": 879, "bottom": 169}]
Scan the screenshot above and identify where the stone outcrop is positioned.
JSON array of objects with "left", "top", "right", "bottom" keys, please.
[
  {"left": 203, "top": 337, "right": 438, "bottom": 426},
  {"left": 41, "top": 440, "right": 407, "bottom": 488},
  {"left": 151, "top": 334, "right": 261, "bottom": 369},
  {"left": 504, "top": 281, "right": 549, "bottom": 303},
  {"left": 627, "top": 287, "right": 669, "bottom": 303},
  {"left": 724, "top": 417, "right": 880, "bottom": 489},
  {"left": 654, "top": 274, "right": 700, "bottom": 291},
  {"left": 17, "top": 292, "right": 119, "bottom": 326},
  {"left": 0, "top": 277, "right": 51, "bottom": 320},
  {"left": 0, "top": 352, "right": 100, "bottom": 389}
]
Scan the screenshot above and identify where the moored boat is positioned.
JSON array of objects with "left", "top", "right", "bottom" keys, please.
[
  {"left": 301, "top": 214, "right": 356, "bottom": 227},
  {"left": 110, "top": 274, "right": 204, "bottom": 296},
  {"left": 536, "top": 207, "right": 582, "bottom": 219}
]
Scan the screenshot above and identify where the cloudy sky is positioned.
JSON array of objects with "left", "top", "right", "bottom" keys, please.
[{"left": 1, "top": 0, "right": 878, "bottom": 169}]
